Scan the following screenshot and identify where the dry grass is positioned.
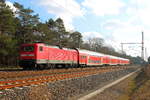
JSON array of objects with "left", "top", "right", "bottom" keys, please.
[
  {"left": 129, "top": 65, "right": 150, "bottom": 100},
  {"left": 143, "top": 65, "right": 150, "bottom": 77},
  {"left": 130, "top": 80, "right": 150, "bottom": 100},
  {"left": 118, "top": 77, "right": 136, "bottom": 100},
  {"left": 90, "top": 65, "right": 150, "bottom": 100},
  {"left": 115, "top": 71, "right": 138, "bottom": 100},
  {"left": 118, "top": 65, "right": 150, "bottom": 100}
]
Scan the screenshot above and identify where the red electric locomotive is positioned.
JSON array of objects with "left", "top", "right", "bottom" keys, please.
[
  {"left": 19, "top": 43, "right": 130, "bottom": 69},
  {"left": 19, "top": 43, "right": 78, "bottom": 69}
]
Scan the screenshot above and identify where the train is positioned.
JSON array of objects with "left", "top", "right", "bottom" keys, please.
[{"left": 19, "top": 43, "right": 130, "bottom": 69}]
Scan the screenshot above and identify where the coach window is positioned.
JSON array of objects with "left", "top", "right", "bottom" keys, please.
[{"left": 39, "top": 46, "right": 43, "bottom": 52}]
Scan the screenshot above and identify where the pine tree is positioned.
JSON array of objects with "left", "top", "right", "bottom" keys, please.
[
  {"left": 14, "top": 2, "right": 39, "bottom": 43},
  {"left": 0, "top": 0, "right": 16, "bottom": 35},
  {"left": 69, "top": 31, "right": 83, "bottom": 48},
  {"left": 54, "top": 18, "right": 69, "bottom": 47},
  {"left": 45, "top": 18, "right": 69, "bottom": 47},
  {"left": 0, "top": 1, "right": 17, "bottom": 66},
  {"left": 35, "top": 23, "right": 55, "bottom": 44}
]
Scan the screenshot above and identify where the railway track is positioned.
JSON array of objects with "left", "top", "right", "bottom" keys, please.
[
  {"left": 0, "top": 66, "right": 127, "bottom": 80},
  {"left": 0, "top": 67, "right": 100, "bottom": 79},
  {"left": 0, "top": 66, "right": 129, "bottom": 90}
]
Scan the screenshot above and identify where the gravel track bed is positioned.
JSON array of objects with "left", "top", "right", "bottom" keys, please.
[{"left": 0, "top": 67, "right": 137, "bottom": 100}]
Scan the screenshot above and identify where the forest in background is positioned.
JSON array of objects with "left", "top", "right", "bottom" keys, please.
[{"left": 0, "top": 0, "right": 145, "bottom": 67}]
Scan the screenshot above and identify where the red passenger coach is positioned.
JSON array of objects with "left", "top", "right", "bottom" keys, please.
[
  {"left": 79, "top": 53, "right": 87, "bottom": 65},
  {"left": 79, "top": 50, "right": 104, "bottom": 66},
  {"left": 19, "top": 43, "right": 130, "bottom": 69},
  {"left": 102, "top": 56, "right": 111, "bottom": 65}
]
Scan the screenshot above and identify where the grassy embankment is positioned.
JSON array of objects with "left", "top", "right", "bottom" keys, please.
[{"left": 118, "top": 65, "right": 150, "bottom": 100}]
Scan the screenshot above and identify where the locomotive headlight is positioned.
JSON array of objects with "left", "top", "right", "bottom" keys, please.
[
  {"left": 28, "top": 54, "right": 34, "bottom": 56},
  {"left": 21, "top": 54, "right": 27, "bottom": 57}
]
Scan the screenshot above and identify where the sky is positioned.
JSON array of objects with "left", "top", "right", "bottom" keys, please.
[{"left": 6, "top": 0, "right": 150, "bottom": 59}]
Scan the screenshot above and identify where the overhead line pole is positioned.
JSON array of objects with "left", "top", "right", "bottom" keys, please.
[
  {"left": 145, "top": 48, "right": 148, "bottom": 61},
  {"left": 121, "top": 32, "right": 144, "bottom": 60},
  {"left": 141, "top": 31, "right": 144, "bottom": 59},
  {"left": 121, "top": 43, "right": 141, "bottom": 53}
]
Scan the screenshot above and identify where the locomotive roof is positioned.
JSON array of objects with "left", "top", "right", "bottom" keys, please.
[{"left": 22, "top": 43, "right": 129, "bottom": 61}]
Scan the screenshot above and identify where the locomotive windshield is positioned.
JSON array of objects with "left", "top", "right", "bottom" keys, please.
[{"left": 22, "top": 46, "right": 34, "bottom": 52}]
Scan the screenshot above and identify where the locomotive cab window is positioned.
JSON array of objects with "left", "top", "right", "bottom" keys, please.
[
  {"left": 22, "top": 46, "right": 34, "bottom": 52},
  {"left": 39, "top": 46, "right": 43, "bottom": 51}
]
